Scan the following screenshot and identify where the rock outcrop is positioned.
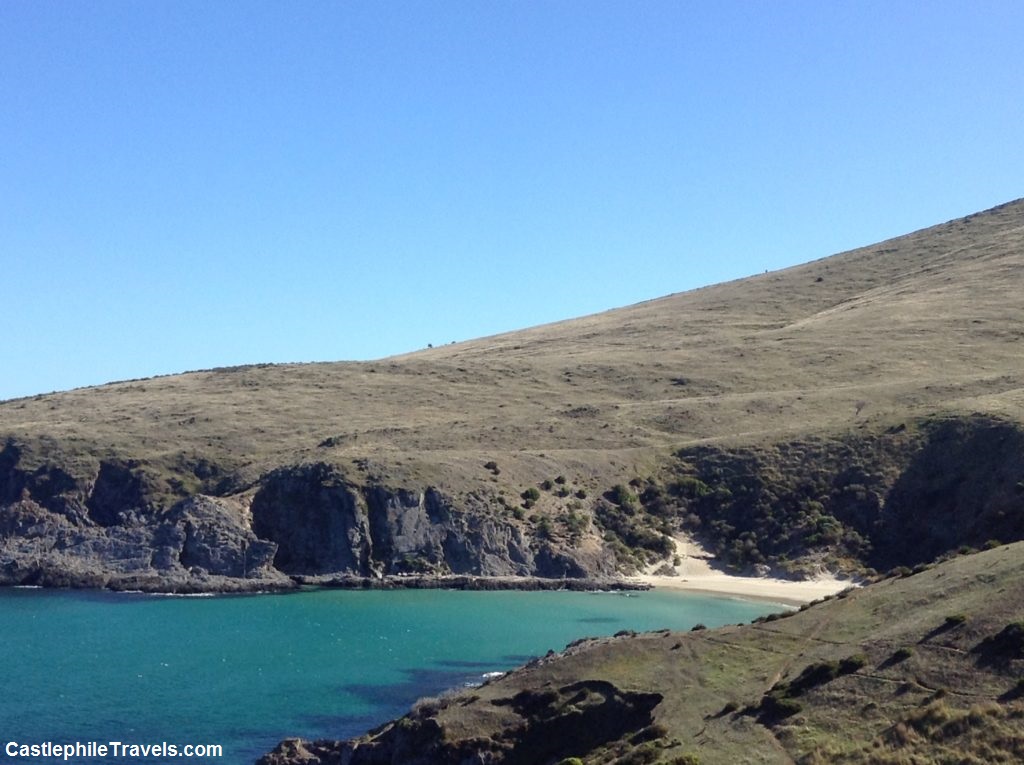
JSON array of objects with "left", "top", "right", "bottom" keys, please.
[
  {"left": 0, "top": 491, "right": 288, "bottom": 592},
  {"left": 0, "top": 446, "right": 609, "bottom": 592},
  {"left": 257, "top": 679, "right": 664, "bottom": 765},
  {"left": 249, "top": 463, "right": 606, "bottom": 579}
]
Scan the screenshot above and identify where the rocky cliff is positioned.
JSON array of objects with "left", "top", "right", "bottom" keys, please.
[
  {"left": 3, "top": 413, "right": 1024, "bottom": 592},
  {"left": 0, "top": 442, "right": 615, "bottom": 592}
]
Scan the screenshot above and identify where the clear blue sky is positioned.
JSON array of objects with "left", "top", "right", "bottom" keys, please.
[{"left": 2, "top": 1, "right": 1021, "bottom": 401}]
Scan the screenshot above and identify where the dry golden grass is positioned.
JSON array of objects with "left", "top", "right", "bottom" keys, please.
[{"left": 1, "top": 199, "right": 1022, "bottom": 498}]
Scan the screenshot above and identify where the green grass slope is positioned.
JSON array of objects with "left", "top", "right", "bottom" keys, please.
[{"left": 261, "top": 542, "right": 1024, "bottom": 764}]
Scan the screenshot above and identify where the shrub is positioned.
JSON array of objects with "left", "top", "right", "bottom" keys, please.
[
  {"left": 617, "top": 742, "right": 660, "bottom": 765},
  {"left": 839, "top": 654, "right": 868, "bottom": 673},
  {"left": 671, "top": 476, "right": 711, "bottom": 499},
  {"left": 410, "top": 694, "right": 450, "bottom": 718},
  {"left": 521, "top": 487, "right": 541, "bottom": 502},
  {"left": 769, "top": 654, "right": 866, "bottom": 702},
  {"left": 973, "top": 621, "right": 1024, "bottom": 660},
  {"left": 563, "top": 512, "right": 587, "bottom": 534},
  {"left": 759, "top": 695, "right": 803, "bottom": 721},
  {"left": 610, "top": 484, "right": 639, "bottom": 512},
  {"left": 892, "top": 646, "right": 914, "bottom": 662},
  {"left": 945, "top": 613, "right": 967, "bottom": 626}
]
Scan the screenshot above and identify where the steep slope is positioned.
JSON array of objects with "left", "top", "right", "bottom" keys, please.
[
  {"left": 1, "top": 200, "right": 1022, "bottom": 590},
  {"left": 260, "top": 542, "right": 1024, "bottom": 765}
]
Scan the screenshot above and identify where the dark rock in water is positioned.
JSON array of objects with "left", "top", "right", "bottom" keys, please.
[{"left": 257, "top": 739, "right": 344, "bottom": 765}]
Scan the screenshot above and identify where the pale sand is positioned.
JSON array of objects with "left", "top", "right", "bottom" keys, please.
[{"left": 628, "top": 535, "right": 854, "bottom": 607}]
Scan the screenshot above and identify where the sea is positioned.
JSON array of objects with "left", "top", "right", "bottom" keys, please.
[{"left": 0, "top": 586, "right": 780, "bottom": 764}]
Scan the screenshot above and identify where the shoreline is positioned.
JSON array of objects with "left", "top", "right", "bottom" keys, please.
[
  {"left": 628, "top": 572, "right": 852, "bottom": 606},
  {"left": 0, "top": 572, "right": 850, "bottom": 604},
  {"left": 626, "top": 534, "right": 855, "bottom": 606},
  {"left": 293, "top": 573, "right": 651, "bottom": 592}
]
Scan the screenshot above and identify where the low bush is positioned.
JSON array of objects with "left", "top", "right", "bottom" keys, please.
[{"left": 892, "top": 646, "right": 914, "bottom": 662}]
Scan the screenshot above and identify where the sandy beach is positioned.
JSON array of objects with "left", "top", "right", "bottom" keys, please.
[{"left": 629, "top": 535, "right": 854, "bottom": 606}]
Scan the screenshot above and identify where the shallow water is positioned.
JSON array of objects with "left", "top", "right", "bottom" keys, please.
[{"left": 0, "top": 586, "right": 780, "bottom": 763}]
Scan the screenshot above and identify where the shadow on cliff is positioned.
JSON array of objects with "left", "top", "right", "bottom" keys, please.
[{"left": 871, "top": 417, "right": 1024, "bottom": 569}]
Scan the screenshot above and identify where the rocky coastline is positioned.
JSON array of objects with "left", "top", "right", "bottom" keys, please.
[
  {"left": 294, "top": 572, "right": 649, "bottom": 592},
  {"left": 0, "top": 450, "right": 622, "bottom": 594}
]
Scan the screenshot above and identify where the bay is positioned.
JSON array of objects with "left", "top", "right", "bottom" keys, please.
[{"left": 0, "top": 587, "right": 779, "bottom": 764}]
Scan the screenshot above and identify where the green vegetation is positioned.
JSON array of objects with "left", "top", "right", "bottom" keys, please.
[
  {"left": 521, "top": 486, "right": 540, "bottom": 509},
  {"left": 754, "top": 653, "right": 868, "bottom": 722},
  {"left": 594, "top": 489, "right": 674, "bottom": 568},
  {"left": 309, "top": 543, "right": 1024, "bottom": 765},
  {"left": 973, "top": 621, "right": 1024, "bottom": 663}
]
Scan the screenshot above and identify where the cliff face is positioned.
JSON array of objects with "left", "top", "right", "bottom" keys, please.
[
  {"left": 249, "top": 462, "right": 566, "bottom": 579},
  {"left": 0, "top": 440, "right": 286, "bottom": 590},
  {"left": 0, "top": 446, "right": 610, "bottom": 592},
  {"left": 3, "top": 414, "right": 1024, "bottom": 592}
]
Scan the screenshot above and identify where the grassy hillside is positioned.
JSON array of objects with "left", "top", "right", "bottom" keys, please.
[
  {"left": 3, "top": 199, "right": 1022, "bottom": 474},
  {"left": 261, "top": 542, "right": 1024, "bottom": 764},
  {"left": 1, "top": 199, "right": 1023, "bottom": 586}
]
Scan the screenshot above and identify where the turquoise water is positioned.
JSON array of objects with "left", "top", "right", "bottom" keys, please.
[{"left": 0, "top": 587, "right": 779, "bottom": 764}]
